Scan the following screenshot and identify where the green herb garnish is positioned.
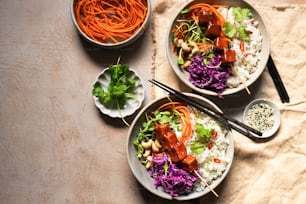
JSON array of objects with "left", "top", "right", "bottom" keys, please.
[
  {"left": 177, "top": 48, "right": 184, "bottom": 65},
  {"left": 180, "top": 8, "right": 190, "bottom": 14},
  {"left": 177, "top": 56, "right": 184, "bottom": 65},
  {"left": 195, "top": 123, "right": 214, "bottom": 139},
  {"left": 92, "top": 57, "right": 137, "bottom": 125},
  {"left": 223, "top": 7, "right": 252, "bottom": 41},
  {"left": 190, "top": 140, "right": 205, "bottom": 154},
  {"left": 190, "top": 124, "right": 215, "bottom": 154},
  {"left": 164, "top": 163, "right": 169, "bottom": 176},
  {"left": 223, "top": 22, "right": 237, "bottom": 38},
  {"left": 238, "top": 26, "right": 250, "bottom": 41},
  {"left": 233, "top": 7, "right": 252, "bottom": 22}
]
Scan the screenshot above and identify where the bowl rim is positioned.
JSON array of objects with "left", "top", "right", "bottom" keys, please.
[
  {"left": 166, "top": 0, "right": 271, "bottom": 96},
  {"left": 92, "top": 67, "right": 145, "bottom": 118},
  {"left": 242, "top": 98, "right": 281, "bottom": 138},
  {"left": 70, "top": 0, "right": 152, "bottom": 48},
  {"left": 126, "top": 93, "right": 235, "bottom": 200}
]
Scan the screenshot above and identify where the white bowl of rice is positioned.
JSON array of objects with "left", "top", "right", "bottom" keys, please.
[
  {"left": 126, "top": 93, "right": 234, "bottom": 200},
  {"left": 166, "top": 0, "right": 270, "bottom": 97}
]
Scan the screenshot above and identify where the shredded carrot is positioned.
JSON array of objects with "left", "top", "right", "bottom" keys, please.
[
  {"left": 188, "top": 3, "right": 226, "bottom": 26},
  {"left": 157, "top": 102, "right": 185, "bottom": 111},
  {"left": 74, "top": 0, "right": 148, "bottom": 44},
  {"left": 157, "top": 102, "right": 193, "bottom": 144}
]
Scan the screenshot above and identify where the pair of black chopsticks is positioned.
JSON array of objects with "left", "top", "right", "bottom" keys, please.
[
  {"left": 267, "top": 55, "right": 290, "bottom": 103},
  {"left": 149, "top": 79, "right": 262, "bottom": 139}
]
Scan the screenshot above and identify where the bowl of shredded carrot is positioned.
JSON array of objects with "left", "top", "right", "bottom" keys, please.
[
  {"left": 71, "top": 0, "right": 151, "bottom": 49},
  {"left": 166, "top": 0, "right": 270, "bottom": 97}
]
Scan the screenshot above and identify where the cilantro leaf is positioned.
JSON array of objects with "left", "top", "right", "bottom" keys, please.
[
  {"left": 191, "top": 140, "right": 205, "bottom": 154},
  {"left": 195, "top": 123, "right": 214, "bottom": 139},
  {"left": 223, "top": 22, "right": 237, "bottom": 38},
  {"left": 233, "top": 7, "right": 252, "bottom": 22},
  {"left": 238, "top": 26, "right": 250, "bottom": 41},
  {"left": 109, "top": 84, "right": 128, "bottom": 97},
  {"left": 92, "top": 82, "right": 104, "bottom": 98},
  {"left": 100, "top": 91, "right": 112, "bottom": 105}
]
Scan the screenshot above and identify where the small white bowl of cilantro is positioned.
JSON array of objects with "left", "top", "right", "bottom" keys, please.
[{"left": 92, "top": 58, "right": 144, "bottom": 121}]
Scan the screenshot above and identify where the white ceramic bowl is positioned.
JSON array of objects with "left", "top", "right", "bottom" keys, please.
[
  {"left": 166, "top": 0, "right": 270, "bottom": 96},
  {"left": 71, "top": 0, "right": 151, "bottom": 49},
  {"left": 126, "top": 93, "right": 234, "bottom": 200},
  {"left": 93, "top": 68, "right": 144, "bottom": 118},
  {"left": 243, "top": 99, "right": 281, "bottom": 138}
]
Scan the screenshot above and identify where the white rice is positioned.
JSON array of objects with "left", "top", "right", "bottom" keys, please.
[
  {"left": 183, "top": 106, "right": 231, "bottom": 191},
  {"left": 219, "top": 7, "right": 263, "bottom": 88}
]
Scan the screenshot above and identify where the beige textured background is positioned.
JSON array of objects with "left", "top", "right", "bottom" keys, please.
[{"left": 0, "top": 0, "right": 305, "bottom": 204}]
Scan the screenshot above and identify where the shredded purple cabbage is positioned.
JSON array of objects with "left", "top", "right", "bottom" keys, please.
[
  {"left": 148, "top": 153, "right": 199, "bottom": 197},
  {"left": 188, "top": 55, "right": 231, "bottom": 94}
]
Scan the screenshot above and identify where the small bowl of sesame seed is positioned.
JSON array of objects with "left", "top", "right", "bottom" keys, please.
[{"left": 243, "top": 99, "right": 281, "bottom": 138}]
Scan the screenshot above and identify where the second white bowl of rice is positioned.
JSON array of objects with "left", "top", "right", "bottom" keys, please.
[
  {"left": 166, "top": 0, "right": 270, "bottom": 97},
  {"left": 126, "top": 93, "right": 234, "bottom": 200}
]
